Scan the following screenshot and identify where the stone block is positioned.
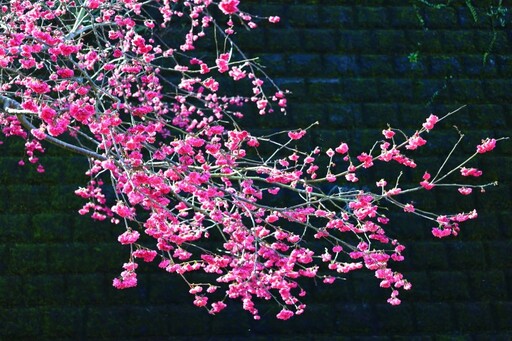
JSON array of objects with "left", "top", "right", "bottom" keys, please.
[
  {"left": 287, "top": 53, "right": 323, "bottom": 76},
  {"left": 325, "top": 103, "right": 362, "bottom": 129},
  {"left": 491, "top": 301, "right": 512, "bottom": 330},
  {"left": 126, "top": 305, "right": 174, "bottom": 337},
  {"left": 372, "top": 29, "right": 408, "bottom": 54},
  {"left": 275, "top": 77, "right": 307, "bottom": 98},
  {"left": 497, "top": 55, "right": 512, "bottom": 76},
  {"left": 374, "top": 302, "right": 415, "bottom": 334},
  {"left": 288, "top": 103, "right": 329, "bottom": 127},
  {"left": 434, "top": 186, "right": 477, "bottom": 213},
  {"left": 355, "top": 6, "right": 389, "bottom": 28},
  {"left": 429, "top": 271, "right": 471, "bottom": 300},
  {"left": 388, "top": 6, "right": 425, "bottom": 29},
  {"left": 31, "top": 213, "right": 72, "bottom": 243},
  {"left": 66, "top": 273, "right": 108, "bottom": 305},
  {"left": 8, "top": 243, "right": 48, "bottom": 275},
  {"left": 8, "top": 184, "right": 82, "bottom": 213},
  {"left": 482, "top": 79, "right": 512, "bottom": 101},
  {"left": 450, "top": 79, "right": 486, "bottom": 103},
  {"left": 457, "top": 6, "right": 490, "bottom": 29},
  {"left": 446, "top": 241, "right": 486, "bottom": 269},
  {"left": 460, "top": 213, "right": 500, "bottom": 241},
  {"left": 396, "top": 104, "right": 432, "bottom": 127},
  {"left": 0, "top": 275, "right": 24, "bottom": 306},
  {"left": 378, "top": 78, "right": 415, "bottom": 102},
  {"left": 485, "top": 240, "right": 512, "bottom": 269},
  {"left": 25, "top": 156, "right": 89, "bottom": 183},
  {"left": 430, "top": 56, "right": 464, "bottom": 76},
  {"left": 409, "top": 242, "right": 450, "bottom": 270},
  {"left": 0, "top": 244, "right": 6, "bottom": 273},
  {"left": 266, "top": 28, "right": 303, "bottom": 52},
  {"left": 307, "top": 77, "right": 343, "bottom": 102},
  {"left": 247, "top": 304, "right": 329, "bottom": 336},
  {"left": 232, "top": 29, "right": 268, "bottom": 54},
  {"left": 394, "top": 55, "right": 429, "bottom": 76},
  {"left": 41, "top": 307, "right": 84, "bottom": 339},
  {"left": 453, "top": 302, "right": 494, "bottom": 332},
  {"left": 0, "top": 136, "right": 26, "bottom": 155},
  {"left": 474, "top": 30, "right": 511, "bottom": 54},
  {"left": 414, "top": 302, "right": 455, "bottom": 333},
  {"left": 241, "top": 3, "right": 282, "bottom": 18},
  {"left": 411, "top": 78, "right": 451, "bottom": 103},
  {"left": 475, "top": 187, "right": 511, "bottom": 213},
  {"left": 164, "top": 304, "right": 212, "bottom": 336},
  {"left": 287, "top": 5, "right": 320, "bottom": 28},
  {"left": 402, "top": 271, "right": 432, "bottom": 301},
  {"left": 335, "top": 303, "right": 377, "bottom": 335},
  {"left": 350, "top": 271, "right": 389, "bottom": 303},
  {"left": 359, "top": 55, "right": 395, "bottom": 76},
  {"left": 303, "top": 29, "right": 339, "bottom": 53},
  {"left": 341, "top": 78, "right": 380, "bottom": 102},
  {"left": 361, "top": 103, "right": 400, "bottom": 127},
  {"left": 498, "top": 212, "right": 512, "bottom": 238},
  {"left": 47, "top": 242, "right": 124, "bottom": 273},
  {"left": 406, "top": 30, "right": 443, "bottom": 53},
  {"left": 422, "top": 7, "right": 459, "bottom": 29},
  {"left": 258, "top": 53, "right": 288, "bottom": 76},
  {"left": 463, "top": 54, "right": 499, "bottom": 76},
  {"left": 323, "top": 54, "right": 359, "bottom": 76},
  {"left": 147, "top": 273, "right": 190, "bottom": 304},
  {"left": 71, "top": 215, "right": 114, "bottom": 242},
  {"left": 22, "top": 274, "right": 66, "bottom": 306},
  {"left": 0, "top": 307, "right": 43, "bottom": 338},
  {"left": 0, "top": 214, "right": 32, "bottom": 242},
  {"left": 85, "top": 307, "right": 132, "bottom": 338},
  {"left": 318, "top": 6, "right": 354, "bottom": 28},
  {"left": 337, "top": 29, "right": 378, "bottom": 53},
  {"left": 462, "top": 104, "right": 506, "bottom": 128},
  {"left": 468, "top": 270, "right": 507, "bottom": 300}
]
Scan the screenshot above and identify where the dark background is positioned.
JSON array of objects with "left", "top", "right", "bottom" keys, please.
[{"left": 1, "top": 1, "right": 511, "bottom": 339}]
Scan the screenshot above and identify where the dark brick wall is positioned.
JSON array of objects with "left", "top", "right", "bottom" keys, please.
[{"left": 1, "top": 2, "right": 511, "bottom": 339}]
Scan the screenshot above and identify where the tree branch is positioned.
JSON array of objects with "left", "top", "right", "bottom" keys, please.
[{"left": 0, "top": 94, "right": 106, "bottom": 161}]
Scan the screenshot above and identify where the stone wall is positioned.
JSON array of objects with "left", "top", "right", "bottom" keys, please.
[{"left": 0, "top": 1, "right": 511, "bottom": 339}]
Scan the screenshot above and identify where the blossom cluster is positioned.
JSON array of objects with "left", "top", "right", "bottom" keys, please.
[{"left": 0, "top": 0, "right": 506, "bottom": 320}]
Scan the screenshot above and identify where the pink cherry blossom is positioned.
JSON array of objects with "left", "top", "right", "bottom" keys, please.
[
  {"left": 460, "top": 167, "right": 483, "bottom": 177},
  {"left": 403, "top": 204, "right": 415, "bottom": 213},
  {"left": 335, "top": 142, "right": 349, "bottom": 154},
  {"left": 406, "top": 133, "right": 427, "bottom": 150},
  {"left": 216, "top": 53, "right": 231, "bottom": 73},
  {"left": 276, "top": 308, "right": 294, "bottom": 320},
  {"left": 382, "top": 129, "right": 395, "bottom": 139},
  {"left": 112, "top": 202, "right": 135, "bottom": 219},
  {"left": 376, "top": 179, "right": 387, "bottom": 188},
  {"left": 288, "top": 129, "right": 306, "bottom": 140},
  {"left": 118, "top": 230, "right": 140, "bottom": 245},
  {"left": 432, "top": 227, "right": 452, "bottom": 238},
  {"left": 476, "top": 138, "right": 496, "bottom": 154},
  {"left": 420, "top": 171, "right": 435, "bottom": 190},
  {"left": 219, "top": 0, "right": 240, "bottom": 15},
  {"left": 422, "top": 114, "right": 439, "bottom": 131},
  {"left": 458, "top": 187, "right": 472, "bottom": 195},
  {"left": 132, "top": 249, "right": 157, "bottom": 262}
]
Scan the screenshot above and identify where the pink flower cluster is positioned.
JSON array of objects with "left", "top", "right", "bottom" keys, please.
[{"left": 0, "top": 0, "right": 505, "bottom": 320}]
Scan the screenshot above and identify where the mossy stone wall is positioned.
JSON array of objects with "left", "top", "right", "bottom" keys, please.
[{"left": 1, "top": 1, "right": 511, "bottom": 339}]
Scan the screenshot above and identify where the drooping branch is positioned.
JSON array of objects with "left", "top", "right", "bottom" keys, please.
[
  {"left": 0, "top": 0, "right": 506, "bottom": 320},
  {"left": 0, "top": 95, "right": 106, "bottom": 160}
]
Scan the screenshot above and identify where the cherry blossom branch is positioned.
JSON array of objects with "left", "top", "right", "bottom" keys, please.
[
  {"left": 0, "top": 95, "right": 106, "bottom": 160},
  {"left": 0, "top": 0, "right": 507, "bottom": 320}
]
